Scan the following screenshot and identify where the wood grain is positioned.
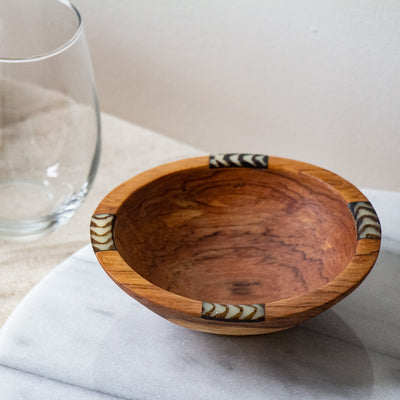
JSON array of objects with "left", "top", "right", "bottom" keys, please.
[{"left": 92, "top": 155, "right": 381, "bottom": 335}]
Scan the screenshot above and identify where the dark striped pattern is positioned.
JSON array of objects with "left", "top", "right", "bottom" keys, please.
[
  {"left": 348, "top": 202, "right": 381, "bottom": 240},
  {"left": 90, "top": 214, "right": 116, "bottom": 252},
  {"left": 201, "top": 302, "right": 265, "bottom": 322},
  {"left": 209, "top": 154, "right": 269, "bottom": 169}
]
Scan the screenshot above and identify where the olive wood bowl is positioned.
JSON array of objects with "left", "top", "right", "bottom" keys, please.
[{"left": 91, "top": 154, "right": 381, "bottom": 335}]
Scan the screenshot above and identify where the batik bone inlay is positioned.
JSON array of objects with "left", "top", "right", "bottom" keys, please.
[
  {"left": 348, "top": 202, "right": 381, "bottom": 240},
  {"left": 201, "top": 302, "right": 265, "bottom": 322},
  {"left": 90, "top": 214, "right": 116, "bottom": 252},
  {"left": 209, "top": 153, "right": 269, "bottom": 169}
]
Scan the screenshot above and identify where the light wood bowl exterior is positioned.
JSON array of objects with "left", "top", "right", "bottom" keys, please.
[{"left": 91, "top": 154, "right": 381, "bottom": 335}]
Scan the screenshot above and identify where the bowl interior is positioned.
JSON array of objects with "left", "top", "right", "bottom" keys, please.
[{"left": 114, "top": 167, "right": 357, "bottom": 304}]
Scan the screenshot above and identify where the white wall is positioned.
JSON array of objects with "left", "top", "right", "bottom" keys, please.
[{"left": 74, "top": 0, "right": 400, "bottom": 191}]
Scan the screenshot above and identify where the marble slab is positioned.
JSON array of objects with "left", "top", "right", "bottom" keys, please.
[{"left": 0, "top": 189, "right": 399, "bottom": 399}]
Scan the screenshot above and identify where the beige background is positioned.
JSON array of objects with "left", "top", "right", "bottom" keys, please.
[{"left": 73, "top": 0, "right": 400, "bottom": 191}]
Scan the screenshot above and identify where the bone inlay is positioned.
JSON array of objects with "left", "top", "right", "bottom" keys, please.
[
  {"left": 90, "top": 214, "right": 116, "bottom": 252},
  {"left": 348, "top": 202, "right": 381, "bottom": 240},
  {"left": 201, "top": 303, "right": 265, "bottom": 322},
  {"left": 209, "top": 153, "right": 269, "bottom": 169}
]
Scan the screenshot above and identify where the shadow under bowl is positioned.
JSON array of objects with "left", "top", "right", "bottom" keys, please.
[{"left": 91, "top": 155, "right": 381, "bottom": 335}]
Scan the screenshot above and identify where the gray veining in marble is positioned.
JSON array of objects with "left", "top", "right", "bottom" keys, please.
[{"left": 0, "top": 189, "right": 399, "bottom": 399}]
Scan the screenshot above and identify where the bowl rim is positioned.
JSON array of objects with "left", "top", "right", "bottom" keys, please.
[{"left": 91, "top": 154, "right": 381, "bottom": 330}]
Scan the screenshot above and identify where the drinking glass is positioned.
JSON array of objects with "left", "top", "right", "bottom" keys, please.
[{"left": 0, "top": 0, "right": 101, "bottom": 240}]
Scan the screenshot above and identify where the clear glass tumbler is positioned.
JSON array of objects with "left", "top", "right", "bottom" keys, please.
[{"left": 0, "top": 0, "right": 101, "bottom": 240}]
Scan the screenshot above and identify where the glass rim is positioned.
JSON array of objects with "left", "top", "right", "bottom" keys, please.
[{"left": 0, "top": 0, "right": 83, "bottom": 63}]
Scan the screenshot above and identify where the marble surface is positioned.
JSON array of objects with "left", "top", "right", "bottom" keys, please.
[{"left": 0, "top": 189, "right": 399, "bottom": 399}]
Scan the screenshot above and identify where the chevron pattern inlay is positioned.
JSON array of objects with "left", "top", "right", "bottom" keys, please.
[
  {"left": 90, "top": 214, "right": 116, "bottom": 252},
  {"left": 209, "top": 153, "right": 269, "bottom": 169},
  {"left": 201, "top": 302, "right": 265, "bottom": 322},
  {"left": 348, "top": 201, "right": 381, "bottom": 240}
]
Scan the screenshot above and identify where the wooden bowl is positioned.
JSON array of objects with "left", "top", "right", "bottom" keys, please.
[{"left": 91, "top": 154, "right": 381, "bottom": 335}]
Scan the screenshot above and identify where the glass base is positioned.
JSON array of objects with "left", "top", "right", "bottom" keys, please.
[
  {"left": 0, "top": 217, "right": 62, "bottom": 242},
  {"left": 0, "top": 181, "right": 88, "bottom": 241}
]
